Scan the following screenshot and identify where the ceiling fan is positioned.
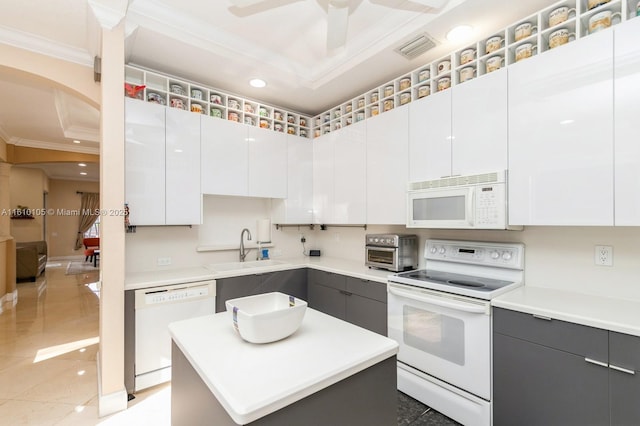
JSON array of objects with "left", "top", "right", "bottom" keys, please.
[{"left": 228, "top": 0, "right": 449, "bottom": 50}]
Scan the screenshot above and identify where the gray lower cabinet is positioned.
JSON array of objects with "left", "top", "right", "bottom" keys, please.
[
  {"left": 215, "top": 269, "right": 308, "bottom": 312},
  {"left": 493, "top": 307, "right": 640, "bottom": 426},
  {"left": 307, "top": 270, "right": 387, "bottom": 335},
  {"left": 610, "top": 331, "right": 640, "bottom": 425}
]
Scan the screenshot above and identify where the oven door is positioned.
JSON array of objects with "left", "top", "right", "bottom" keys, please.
[
  {"left": 387, "top": 281, "right": 491, "bottom": 400},
  {"left": 366, "top": 246, "right": 398, "bottom": 271}
]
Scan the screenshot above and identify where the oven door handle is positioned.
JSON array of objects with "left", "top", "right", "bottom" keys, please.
[{"left": 388, "top": 285, "right": 488, "bottom": 314}]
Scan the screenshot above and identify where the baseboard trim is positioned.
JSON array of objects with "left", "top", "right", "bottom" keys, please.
[
  {"left": 0, "top": 290, "right": 18, "bottom": 313},
  {"left": 97, "top": 352, "right": 128, "bottom": 417},
  {"left": 49, "top": 255, "right": 85, "bottom": 261}
]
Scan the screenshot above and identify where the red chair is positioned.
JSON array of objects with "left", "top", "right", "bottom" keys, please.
[{"left": 83, "top": 237, "right": 100, "bottom": 263}]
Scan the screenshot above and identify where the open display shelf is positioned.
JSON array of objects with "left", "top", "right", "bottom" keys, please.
[
  {"left": 124, "top": 66, "right": 312, "bottom": 138},
  {"left": 312, "top": 0, "right": 637, "bottom": 137}
]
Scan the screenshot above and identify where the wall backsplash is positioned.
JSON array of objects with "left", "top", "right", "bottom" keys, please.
[{"left": 125, "top": 197, "right": 640, "bottom": 302}]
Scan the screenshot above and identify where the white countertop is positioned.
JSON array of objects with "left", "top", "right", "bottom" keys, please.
[
  {"left": 125, "top": 266, "right": 216, "bottom": 290},
  {"left": 209, "top": 256, "right": 394, "bottom": 283},
  {"left": 125, "top": 257, "right": 394, "bottom": 290},
  {"left": 492, "top": 286, "right": 640, "bottom": 337},
  {"left": 168, "top": 308, "right": 398, "bottom": 425}
]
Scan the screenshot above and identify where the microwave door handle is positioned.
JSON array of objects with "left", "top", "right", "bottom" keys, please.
[
  {"left": 467, "top": 187, "right": 475, "bottom": 226},
  {"left": 388, "top": 286, "right": 487, "bottom": 314}
]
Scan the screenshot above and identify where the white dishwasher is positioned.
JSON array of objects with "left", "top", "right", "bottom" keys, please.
[{"left": 134, "top": 280, "right": 216, "bottom": 391}]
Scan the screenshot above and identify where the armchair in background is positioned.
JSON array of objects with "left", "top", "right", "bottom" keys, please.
[
  {"left": 16, "top": 241, "right": 47, "bottom": 281},
  {"left": 83, "top": 237, "right": 100, "bottom": 263}
]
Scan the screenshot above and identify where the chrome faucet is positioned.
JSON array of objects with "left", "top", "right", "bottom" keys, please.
[{"left": 239, "top": 228, "right": 252, "bottom": 262}]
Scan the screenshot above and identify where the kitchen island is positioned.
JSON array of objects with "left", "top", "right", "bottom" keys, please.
[{"left": 169, "top": 308, "right": 399, "bottom": 425}]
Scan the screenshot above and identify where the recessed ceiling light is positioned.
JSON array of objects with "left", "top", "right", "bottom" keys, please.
[
  {"left": 249, "top": 78, "right": 266, "bottom": 88},
  {"left": 73, "top": 140, "right": 81, "bottom": 144},
  {"left": 446, "top": 25, "right": 473, "bottom": 43},
  {"left": 80, "top": 172, "right": 87, "bottom": 176},
  {"left": 78, "top": 163, "right": 87, "bottom": 167}
]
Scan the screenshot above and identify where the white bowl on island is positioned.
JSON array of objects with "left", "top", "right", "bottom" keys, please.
[{"left": 225, "top": 292, "right": 308, "bottom": 344}]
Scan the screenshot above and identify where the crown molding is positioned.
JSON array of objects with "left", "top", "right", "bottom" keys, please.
[
  {"left": 8, "top": 137, "right": 100, "bottom": 155},
  {"left": 53, "top": 89, "right": 100, "bottom": 142},
  {"left": 87, "top": 0, "right": 128, "bottom": 30},
  {"left": 0, "top": 24, "right": 93, "bottom": 67}
]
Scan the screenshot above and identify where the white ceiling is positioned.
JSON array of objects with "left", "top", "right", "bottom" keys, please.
[{"left": 0, "top": 0, "right": 559, "bottom": 180}]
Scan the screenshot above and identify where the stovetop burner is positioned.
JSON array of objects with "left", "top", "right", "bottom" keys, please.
[{"left": 395, "top": 269, "right": 515, "bottom": 294}]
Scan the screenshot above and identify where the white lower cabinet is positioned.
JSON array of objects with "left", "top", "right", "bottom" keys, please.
[
  {"left": 201, "top": 117, "right": 248, "bottom": 196},
  {"left": 248, "top": 126, "right": 287, "bottom": 199},
  {"left": 312, "top": 122, "right": 366, "bottom": 224},
  {"left": 614, "top": 18, "right": 640, "bottom": 226},
  {"left": 271, "top": 135, "right": 313, "bottom": 224},
  {"left": 508, "top": 30, "right": 614, "bottom": 226},
  {"left": 125, "top": 99, "right": 202, "bottom": 226},
  {"left": 366, "top": 107, "right": 409, "bottom": 224}
]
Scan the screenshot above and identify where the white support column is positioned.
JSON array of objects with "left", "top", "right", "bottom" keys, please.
[{"left": 90, "top": 0, "right": 128, "bottom": 416}]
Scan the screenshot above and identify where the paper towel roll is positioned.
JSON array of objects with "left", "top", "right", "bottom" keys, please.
[{"left": 256, "top": 218, "right": 271, "bottom": 243}]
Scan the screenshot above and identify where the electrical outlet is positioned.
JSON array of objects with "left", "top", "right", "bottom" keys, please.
[
  {"left": 157, "top": 257, "right": 172, "bottom": 266},
  {"left": 300, "top": 234, "right": 306, "bottom": 243},
  {"left": 594, "top": 246, "right": 613, "bottom": 266}
]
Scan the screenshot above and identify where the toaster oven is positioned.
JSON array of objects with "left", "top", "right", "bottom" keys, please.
[{"left": 365, "top": 234, "right": 418, "bottom": 272}]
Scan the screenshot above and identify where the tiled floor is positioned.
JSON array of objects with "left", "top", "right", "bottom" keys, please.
[{"left": 1, "top": 263, "right": 460, "bottom": 425}]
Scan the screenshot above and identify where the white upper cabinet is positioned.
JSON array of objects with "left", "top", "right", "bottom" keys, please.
[
  {"left": 247, "top": 126, "right": 287, "bottom": 199},
  {"left": 508, "top": 30, "right": 614, "bottom": 226},
  {"left": 408, "top": 89, "right": 452, "bottom": 182},
  {"left": 312, "top": 132, "right": 335, "bottom": 224},
  {"left": 367, "top": 106, "right": 409, "bottom": 224},
  {"left": 409, "top": 69, "right": 508, "bottom": 183},
  {"left": 614, "top": 18, "right": 640, "bottom": 226},
  {"left": 311, "top": 123, "right": 366, "bottom": 224},
  {"left": 201, "top": 116, "right": 249, "bottom": 196},
  {"left": 165, "top": 107, "right": 202, "bottom": 225},
  {"left": 125, "top": 99, "right": 166, "bottom": 226},
  {"left": 333, "top": 120, "right": 367, "bottom": 224},
  {"left": 272, "top": 135, "right": 313, "bottom": 224},
  {"left": 125, "top": 99, "right": 202, "bottom": 225},
  {"left": 451, "top": 68, "right": 508, "bottom": 176}
]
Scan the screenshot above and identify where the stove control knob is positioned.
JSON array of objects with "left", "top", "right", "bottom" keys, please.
[
  {"left": 429, "top": 246, "right": 437, "bottom": 254},
  {"left": 374, "top": 238, "right": 379, "bottom": 243},
  {"left": 502, "top": 251, "right": 512, "bottom": 261},
  {"left": 438, "top": 247, "right": 446, "bottom": 254},
  {"left": 490, "top": 251, "right": 500, "bottom": 260}
]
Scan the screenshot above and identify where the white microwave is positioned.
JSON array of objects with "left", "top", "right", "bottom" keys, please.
[{"left": 407, "top": 171, "right": 520, "bottom": 230}]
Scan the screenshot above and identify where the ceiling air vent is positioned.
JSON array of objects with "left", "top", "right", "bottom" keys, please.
[{"left": 395, "top": 33, "right": 437, "bottom": 59}]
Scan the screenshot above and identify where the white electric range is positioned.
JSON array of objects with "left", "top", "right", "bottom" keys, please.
[{"left": 388, "top": 239, "right": 524, "bottom": 426}]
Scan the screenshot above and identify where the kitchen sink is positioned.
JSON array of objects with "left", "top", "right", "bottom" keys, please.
[{"left": 207, "top": 259, "right": 289, "bottom": 272}]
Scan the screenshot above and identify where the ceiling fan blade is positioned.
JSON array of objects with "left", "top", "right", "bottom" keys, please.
[
  {"left": 228, "top": 0, "right": 305, "bottom": 17},
  {"left": 326, "top": 2, "right": 349, "bottom": 50},
  {"left": 229, "top": 0, "right": 269, "bottom": 7},
  {"left": 368, "top": 0, "right": 449, "bottom": 12},
  {"left": 409, "top": 0, "right": 449, "bottom": 8}
]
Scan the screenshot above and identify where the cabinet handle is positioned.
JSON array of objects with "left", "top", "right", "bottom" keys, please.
[
  {"left": 585, "top": 357, "right": 608, "bottom": 368},
  {"left": 609, "top": 364, "right": 636, "bottom": 375},
  {"left": 532, "top": 314, "right": 552, "bottom": 321},
  {"left": 339, "top": 290, "right": 352, "bottom": 296}
]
